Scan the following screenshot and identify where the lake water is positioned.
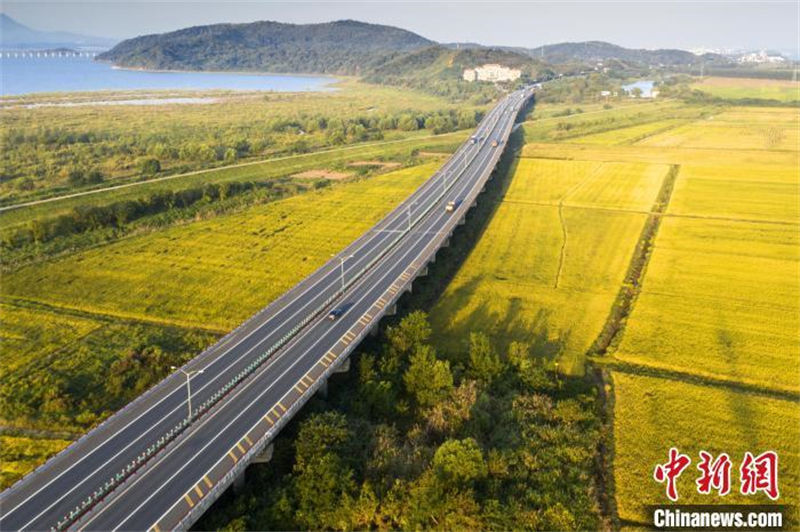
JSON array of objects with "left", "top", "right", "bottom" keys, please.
[
  {"left": 0, "top": 55, "right": 337, "bottom": 96},
  {"left": 621, "top": 80, "right": 655, "bottom": 97}
]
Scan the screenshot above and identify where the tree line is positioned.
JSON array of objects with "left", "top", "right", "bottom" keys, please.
[{"left": 196, "top": 312, "right": 605, "bottom": 530}]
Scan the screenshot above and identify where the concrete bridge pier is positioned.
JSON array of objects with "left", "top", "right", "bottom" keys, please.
[
  {"left": 233, "top": 443, "right": 274, "bottom": 493},
  {"left": 318, "top": 357, "right": 351, "bottom": 398}
]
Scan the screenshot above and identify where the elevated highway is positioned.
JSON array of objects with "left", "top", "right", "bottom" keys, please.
[{"left": 0, "top": 86, "right": 533, "bottom": 532}]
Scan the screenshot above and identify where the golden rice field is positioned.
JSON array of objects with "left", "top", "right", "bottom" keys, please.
[
  {"left": 668, "top": 164, "right": 799, "bottom": 223},
  {"left": 0, "top": 435, "right": 72, "bottom": 490},
  {"left": 1, "top": 163, "right": 436, "bottom": 332},
  {"left": 613, "top": 373, "right": 800, "bottom": 525},
  {"left": 613, "top": 216, "right": 800, "bottom": 393},
  {"left": 0, "top": 302, "right": 104, "bottom": 374},
  {"left": 521, "top": 141, "right": 796, "bottom": 170},
  {"left": 429, "top": 157, "right": 666, "bottom": 374},
  {"left": 691, "top": 76, "right": 800, "bottom": 102},
  {"left": 434, "top": 95, "right": 798, "bottom": 525},
  {"left": 571, "top": 119, "right": 686, "bottom": 145},
  {"left": 600, "top": 104, "right": 800, "bottom": 522}
]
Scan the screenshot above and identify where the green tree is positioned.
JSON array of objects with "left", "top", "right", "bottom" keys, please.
[
  {"left": 386, "top": 310, "right": 431, "bottom": 356},
  {"left": 432, "top": 438, "right": 487, "bottom": 486},
  {"left": 139, "top": 158, "right": 161, "bottom": 175},
  {"left": 397, "top": 114, "right": 419, "bottom": 131},
  {"left": 403, "top": 345, "right": 453, "bottom": 408},
  {"left": 468, "top": 332, "right": 504, "bottom": 384}
]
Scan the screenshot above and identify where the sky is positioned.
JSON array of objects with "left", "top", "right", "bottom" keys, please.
[{"left": 2, "top": 1, "right": 798, "bottom": 54}]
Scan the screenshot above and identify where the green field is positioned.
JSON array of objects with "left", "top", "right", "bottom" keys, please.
[
  {"left": 0, "top": 131, "right": 467, "bottom": 239},
  {"left": 0, "top": 81, "right": 482, "bottom": 203},
  {"left": 691, "top": 76, "right": 800, "bottom": 102}
]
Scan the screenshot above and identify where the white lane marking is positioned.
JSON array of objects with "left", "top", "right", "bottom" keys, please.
[
  {"left": 104, "top": 134, "right": 497, "bottom": 532},
  {"left": 15, "top": 96, "right": 513, "bottom": 531},
  {"left": 98, "top": 97, "right": 512, "bottom": 530},
  {"left": 2, "top": 119, "right": 497, "bottom": 522}
]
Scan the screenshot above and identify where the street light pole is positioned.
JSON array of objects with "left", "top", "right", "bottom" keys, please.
[
  {"left": 172, "top": 366, "right": 204, "bottom": 420},
  {"left": 333, "top": 254, "right": 354, "bottom": 293},
  {"left": 406, "top": 201, "right": 417, "bottom": 231}
]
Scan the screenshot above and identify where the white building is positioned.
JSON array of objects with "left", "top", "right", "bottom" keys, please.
[
  {"left": 463, "top": 64, "right": 522, "bottom": 83},
  {"left": 737, "top": 50, "right": 786, "bottom": 64}
]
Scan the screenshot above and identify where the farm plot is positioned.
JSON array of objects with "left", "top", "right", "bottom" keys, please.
[
  {"left": 691, "top": 76, "right": 800, "bottom": 102},
  {"left": 612, "top": 216, "right": 800, "bottom": 393},
  {"left": 0, "top": 302, "right": 104, "bottom": 374},
  {"left": 668, "top": 164, "right": 799, "bottom": 223},
  {"left": 1, "top": 163, "right": 435, "bottom": 332},
  {"left": 571, "top": 119, "right": 685, "bottom": 145},
  {"left": 0, "top": 435, "right": 73, "bottom": 490},
  {"left": 521, "top": 141, "right": 797, "bottom": 170},
  {"left": 637, "top": 114, "right": 799, "bottom": 151},
  {"left": 613, "top": 372, "right": 800, "bottom": 526},
  {"left": 430, "top": 157, "right": 661, "bottom": 374}
]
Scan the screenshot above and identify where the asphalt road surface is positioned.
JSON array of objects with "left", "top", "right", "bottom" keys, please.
[{"left": 0, "top": 87, "right": 532, "bottom": 532}]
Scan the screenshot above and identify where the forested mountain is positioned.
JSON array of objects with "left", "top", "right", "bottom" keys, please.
[
  {"left": 521, "top": 40, "right": 724, "bottom": 65},
  {"left": 97, "top": 20, "right": 434, "bottom": 74},
  {"left": 444, "top": 39, "right": 727, "bottom": 67},
  {"left": 364, "top": 46, "right": 542, "bottom": 98}
]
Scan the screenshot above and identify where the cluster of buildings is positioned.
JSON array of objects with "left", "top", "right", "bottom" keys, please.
[
  {"left": 462, "top": 64, "right": 522, "bottom": 82},
  {"left": 736, "top": 50, "right": 786, "bottom": 64}
]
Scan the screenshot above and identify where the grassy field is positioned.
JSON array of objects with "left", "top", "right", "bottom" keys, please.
[
  {"left": 0, "top": 81, "right": 482, "bottom": 203},
  {"left": 1, "top": 163, "right": 437, "bottom": 331},
  {"left": 0, "top": 131, "right": 467, "bottom": 238},
  {"left": 613, "top": 373, "right": 800, "bottom": 525},
  {"left": 0, "top": 161, "right": 440, "bottom": 450},
  {"left": 691, "top": 76, "right": 800, "bottom": 102},
  {"left": 429, "top": 157, "right": 665, "bottom": 374},
  {"left": 0, "top": 435, "right": 73, "bottom": 490}
]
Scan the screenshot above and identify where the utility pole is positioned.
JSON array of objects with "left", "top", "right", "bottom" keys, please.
[{"left": 172, "top": 367, "right": 204, "bottom": 421}]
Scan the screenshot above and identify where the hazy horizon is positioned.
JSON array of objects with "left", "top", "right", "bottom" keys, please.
[{"left": 1, "top": 1, "right": 798, "bottom": 55}]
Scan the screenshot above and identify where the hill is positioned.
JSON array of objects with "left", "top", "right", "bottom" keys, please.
[
  {"left": 97, "top": 19, "right": 434, "bottom": 75},
  {"left": 444, "top": 39, "right": 727, "bottom": 67},
  {"left": 0, "top": 14, "right": 115, "bottom": 49},
  {"left": 364, "top": 45, "right": 540, "bottom": 95},
  {"left": 523, "top": 40, "right": 725, "bottom": 65}
]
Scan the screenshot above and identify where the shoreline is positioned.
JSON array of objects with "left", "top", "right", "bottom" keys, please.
[
  {"left": 105, "top": 60, "right": 344, "bottom": 82},
  {"left": 2, "top": 58, "right": 345, "bottom": 99}
]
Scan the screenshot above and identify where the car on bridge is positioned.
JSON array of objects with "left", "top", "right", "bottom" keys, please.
[{"left": 327, "top": 307, "right": 346, "bottom": 320}]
